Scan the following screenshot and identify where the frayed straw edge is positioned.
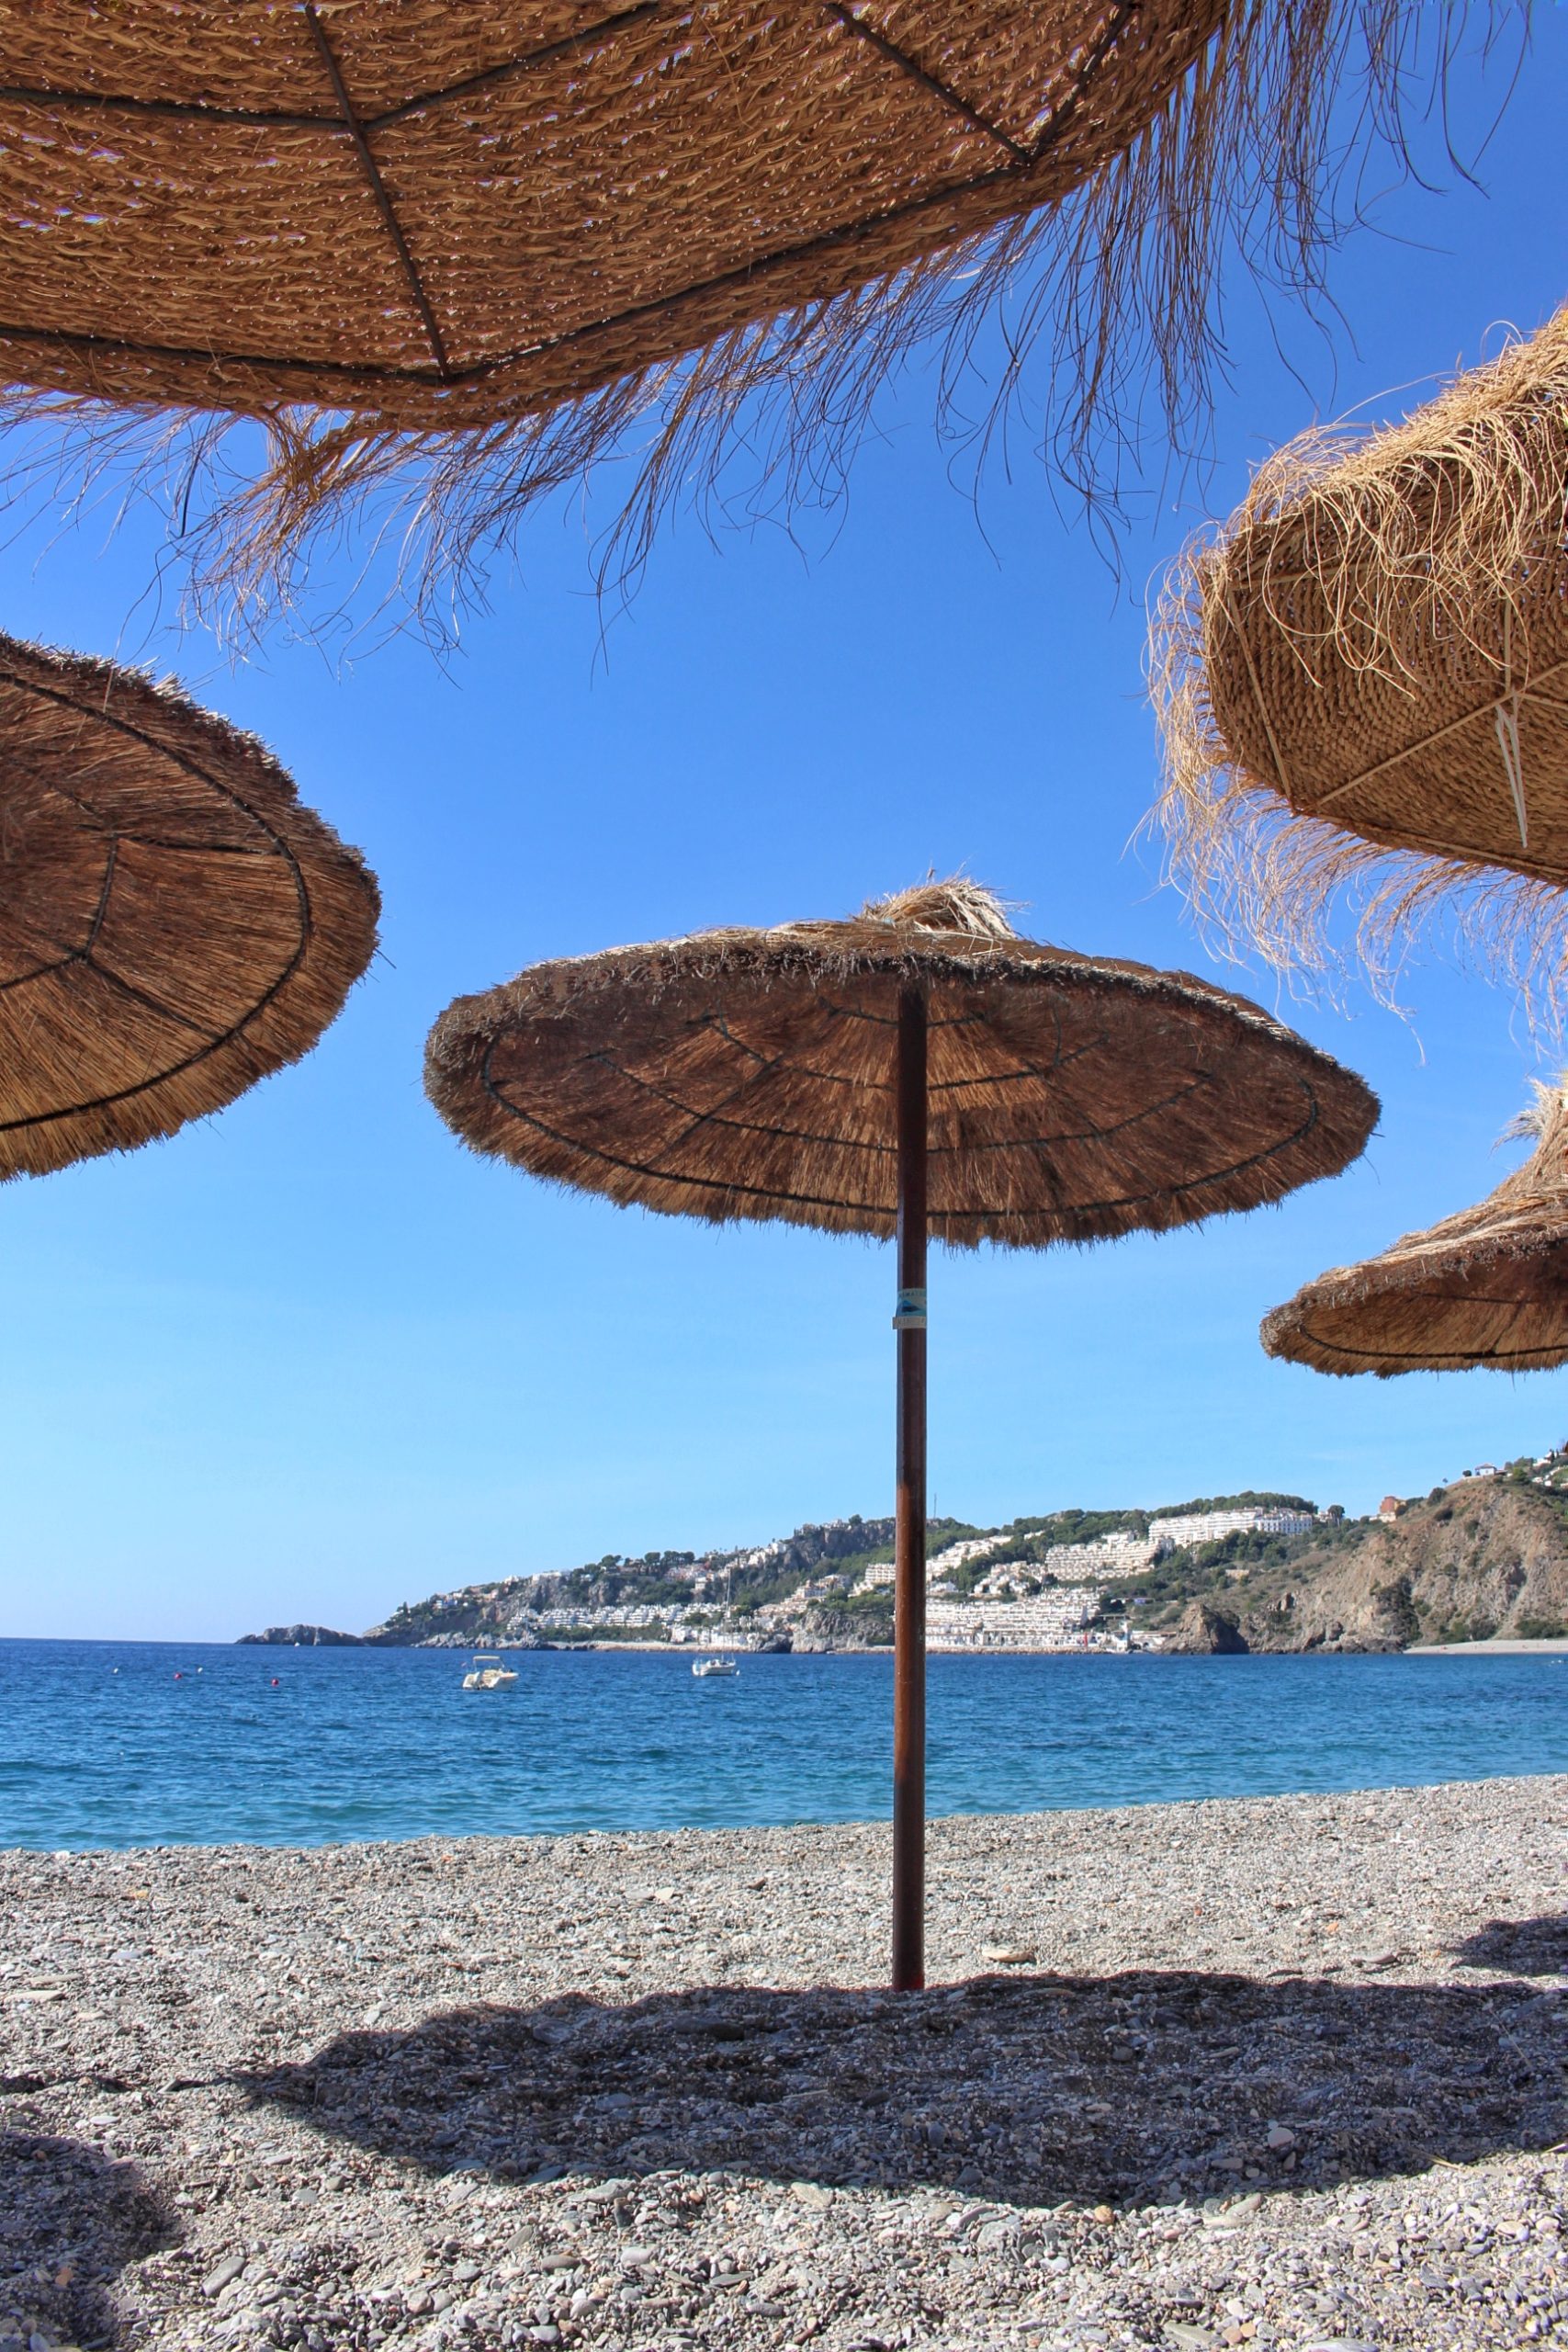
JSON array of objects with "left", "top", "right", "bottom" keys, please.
[
  {"left": 1147, "top": 475, "right": 1568, "bottom": 1034},
  {"left": 1501, "top": 1072, "right": 1568, "bottom": 1148},
  {"left": 1185, "top": 303, "right": 1568, "bottom": 690},
  {"left": 0, "top": 0, "right": 1523, "bottom": 644}
]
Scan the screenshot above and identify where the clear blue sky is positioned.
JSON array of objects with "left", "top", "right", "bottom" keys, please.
[{"left": 3, "top": 23, "right": 1565, "bottom": 1642}]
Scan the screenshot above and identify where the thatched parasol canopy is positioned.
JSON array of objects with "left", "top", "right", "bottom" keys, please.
[
  {"left": 427, "top": 876, "right": 1375, "bottom": 1991},
  {"left": 0, "top": 2, "right": 1508, "bottom": 615},
  {"left": 0, "top": 635, "right": 378, "bottom": 1180},
  {"left": 1263, "top": 1080, "right": 1568, "bottom": 1377},
  {"left": 424, "top": 880, "right": 1377, "bottom": 1244},
  {"left": 1154, "top": 303, "right": 1568, "bottom": 1004}
]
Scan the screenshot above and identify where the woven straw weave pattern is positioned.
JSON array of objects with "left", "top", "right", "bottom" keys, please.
[
  {"left": 425, "top": 888, "right": 1376, "bottom": 1250},
  {"left": 0, "top": 639, "right": 379, "bottom": 1179},
  {"left": 0, "top": 0, "right": 1209, "bottom": 424}
]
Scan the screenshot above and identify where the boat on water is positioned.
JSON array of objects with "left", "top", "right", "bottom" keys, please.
[
  {"left": 692, "top": 1655, "right": 739, "bottom": 1679},
  {"left": 462, "top": 1654, "right": 518, "bottom": 1690}
]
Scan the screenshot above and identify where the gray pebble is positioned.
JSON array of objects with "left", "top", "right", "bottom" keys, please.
[{"left": 0, "top": 1775, "right": 1561, "bottom": 2352}]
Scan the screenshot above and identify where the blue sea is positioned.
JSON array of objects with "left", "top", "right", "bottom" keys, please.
[{"left": 3, "top": 1640, "right": 1565, "bottom": 1851}]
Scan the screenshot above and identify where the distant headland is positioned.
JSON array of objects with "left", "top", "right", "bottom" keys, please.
[
  {"left": 237, "top": 1623, "right": 364, "bottom": 1647},
  {"left": 240, "top": 1451, "right": 1568, "bottom": 1657}
]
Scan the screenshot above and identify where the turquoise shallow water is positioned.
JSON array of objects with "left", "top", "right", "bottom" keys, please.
[
  {"left": 6, "top": 1636, "right": 1561, "bottom": 1853},
  {"left": 1, "top": 1639, "right": 1564, "bottom": 1850}
]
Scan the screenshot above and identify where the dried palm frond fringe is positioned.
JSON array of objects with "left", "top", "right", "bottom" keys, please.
[
  {"left": 1153, "top": 300, "right": 1568, "bottom": 1016},
  {"left": 423, "top": 877, "right": 1377, "bottom": 1249},
  {"left": 0, "top": 0, "right": 1520, "bottom": 632},
  {"left": 1262, "top": 1078, "right": 1568, "bottom": 1375}
]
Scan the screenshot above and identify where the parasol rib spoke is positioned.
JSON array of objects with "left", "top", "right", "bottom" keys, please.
[
  {"left": 821, "top": 3, "right": 1030, "bottom": 164},
  {"left": 0, "top": 3, "right": 1143, "bottom": 400},
  {"left": 1313, "top": 652, "right": 1568, "bottom": 814},
  {"left": 80, "top": 832, "right": 120, "bottom": 957},
  {"left": 478, "top": 1065, "right": 890, "bottom": 1223},
  {"left": 0, "top": 6, "right": 660, "bottom": 131},
  {"left": 303, "top": 3, "right": 452, "bottom": 381},
  {"left": 584, "top": 1020, "right": 801, "bottom": 1170},
  {"left": 367, "top": 4, "right": 662, "bottom": 130}
]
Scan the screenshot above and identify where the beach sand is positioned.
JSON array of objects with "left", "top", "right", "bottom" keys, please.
[{"left": 1, "top": 1776, "right": 1564, "bottom": 2352}]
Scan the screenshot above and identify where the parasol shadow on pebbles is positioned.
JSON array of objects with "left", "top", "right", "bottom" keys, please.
[
  {"left": 0, "top": 2131, "right": 176, "bottom": 2349},
  {"left": 1451, "top": 1914, "right": 1568, "bottom": 1977},
  {"left": 1263, "top": 1079, "right": 1568, "bottom": 1377},
  {"left": 243, "top": 1968, "right": 1568, "bottom": 2210},
  {"left": 426, "top": 881, "right": 1378, "bottom": 1986},
  {"left": 0, "top": 635, "right": 379, "bottom": 1181}
]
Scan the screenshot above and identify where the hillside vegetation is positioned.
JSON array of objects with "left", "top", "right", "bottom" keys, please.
[
  {"left": 292, "top": 1468, "right": 1568, "bottom": 1655},
  {"left": 1155, "top": 1470, "right": 1568, "bottom": 1652}
]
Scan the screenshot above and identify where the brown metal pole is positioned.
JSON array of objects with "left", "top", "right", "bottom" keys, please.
[{"left": 892, "top": 982, "right": 928, "bottom": 1992}]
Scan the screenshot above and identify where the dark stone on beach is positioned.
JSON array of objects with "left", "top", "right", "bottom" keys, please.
[{"left": 236, "top": 1624, "right": 363, "bottom": 1646}]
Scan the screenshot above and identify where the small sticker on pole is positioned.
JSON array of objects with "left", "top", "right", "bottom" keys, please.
[{"left": 893, "top": 1286, "right": 928, "bottom": 1330}]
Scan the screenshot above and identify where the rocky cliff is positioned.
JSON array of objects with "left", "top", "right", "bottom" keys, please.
[{"left": 1162, "top": 1476, "right": 1568, "bottom": 1653}]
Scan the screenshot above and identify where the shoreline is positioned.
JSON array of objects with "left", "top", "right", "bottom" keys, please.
[
  {"left": 7, "top": 1760, "right": 1568, "bottom": 1860},
  {"left": 3, "top": 1777, "right": 1563, "bottom": 2350},
  {"left": 10, "top": 1631, "right": 1568, "bottom": 1657},
  {"left": 272, "top": 1635, "right": 1568, "bottom": 1658},
  {"left": 1406, "top": 1634, "right": 1568, "bottom": 1654}
]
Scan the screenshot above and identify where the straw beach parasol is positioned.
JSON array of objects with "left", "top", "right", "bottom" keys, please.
[
  {"left": 0, "top": 3, "right": 1512, "bottom": 616},
  {"left": 426, "top": 879, "right": 1377, "bottom": 1985},
  {"left": 0, "top": 635, "right": 378, "bottom": 1180},
  {"left": 1154, "top": 303, "right": 1568, "bottom": 1005},
  {"left": 1263, "top": 1080, "right": 1568, "bottom": 1377}
]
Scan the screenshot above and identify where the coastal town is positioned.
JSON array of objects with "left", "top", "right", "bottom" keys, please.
[
  {"left": 269, "top": 1496, "right": 1323, "bottom": 1657},
  {"left": 246, "top": 1452, "right": 1568, "bottom": 1657}
]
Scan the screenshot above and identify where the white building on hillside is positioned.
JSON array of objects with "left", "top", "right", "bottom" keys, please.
[
  {"left": 1034, "top": 1529, "right": 1163, "bottom": 1577},
  {"left": 1148, "top": 1506, "right": 1314, "bottom": 1548},
  {"left": 927, "top": 1586, "right": 1101, "bottom": 1651},
  {"left": 926, "top": 1532, "right": 1018, "bottom": 1577},
  {"left": 855, "top": 1506, "right": 1313, "bottom": 1597},
  {"left": 863, "top": 1523, "right": 1163, "bottom": 1590}
]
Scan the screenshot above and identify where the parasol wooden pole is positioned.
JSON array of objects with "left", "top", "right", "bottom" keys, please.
[{"left": 892, "top": 980, "right": 928, "bottom": 1992}]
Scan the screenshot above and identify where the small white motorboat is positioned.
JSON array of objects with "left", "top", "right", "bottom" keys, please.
[
  {"left": 462, "top": 1654, "right": 518, "bottom": 1690},
  {"left": 692, "top": 1655, "right": 739, "bottom": 1679}
]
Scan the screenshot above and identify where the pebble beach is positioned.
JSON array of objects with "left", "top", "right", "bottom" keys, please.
[{"left": 2, "top": 1776, "right": 1565, "bottom": 2352}]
